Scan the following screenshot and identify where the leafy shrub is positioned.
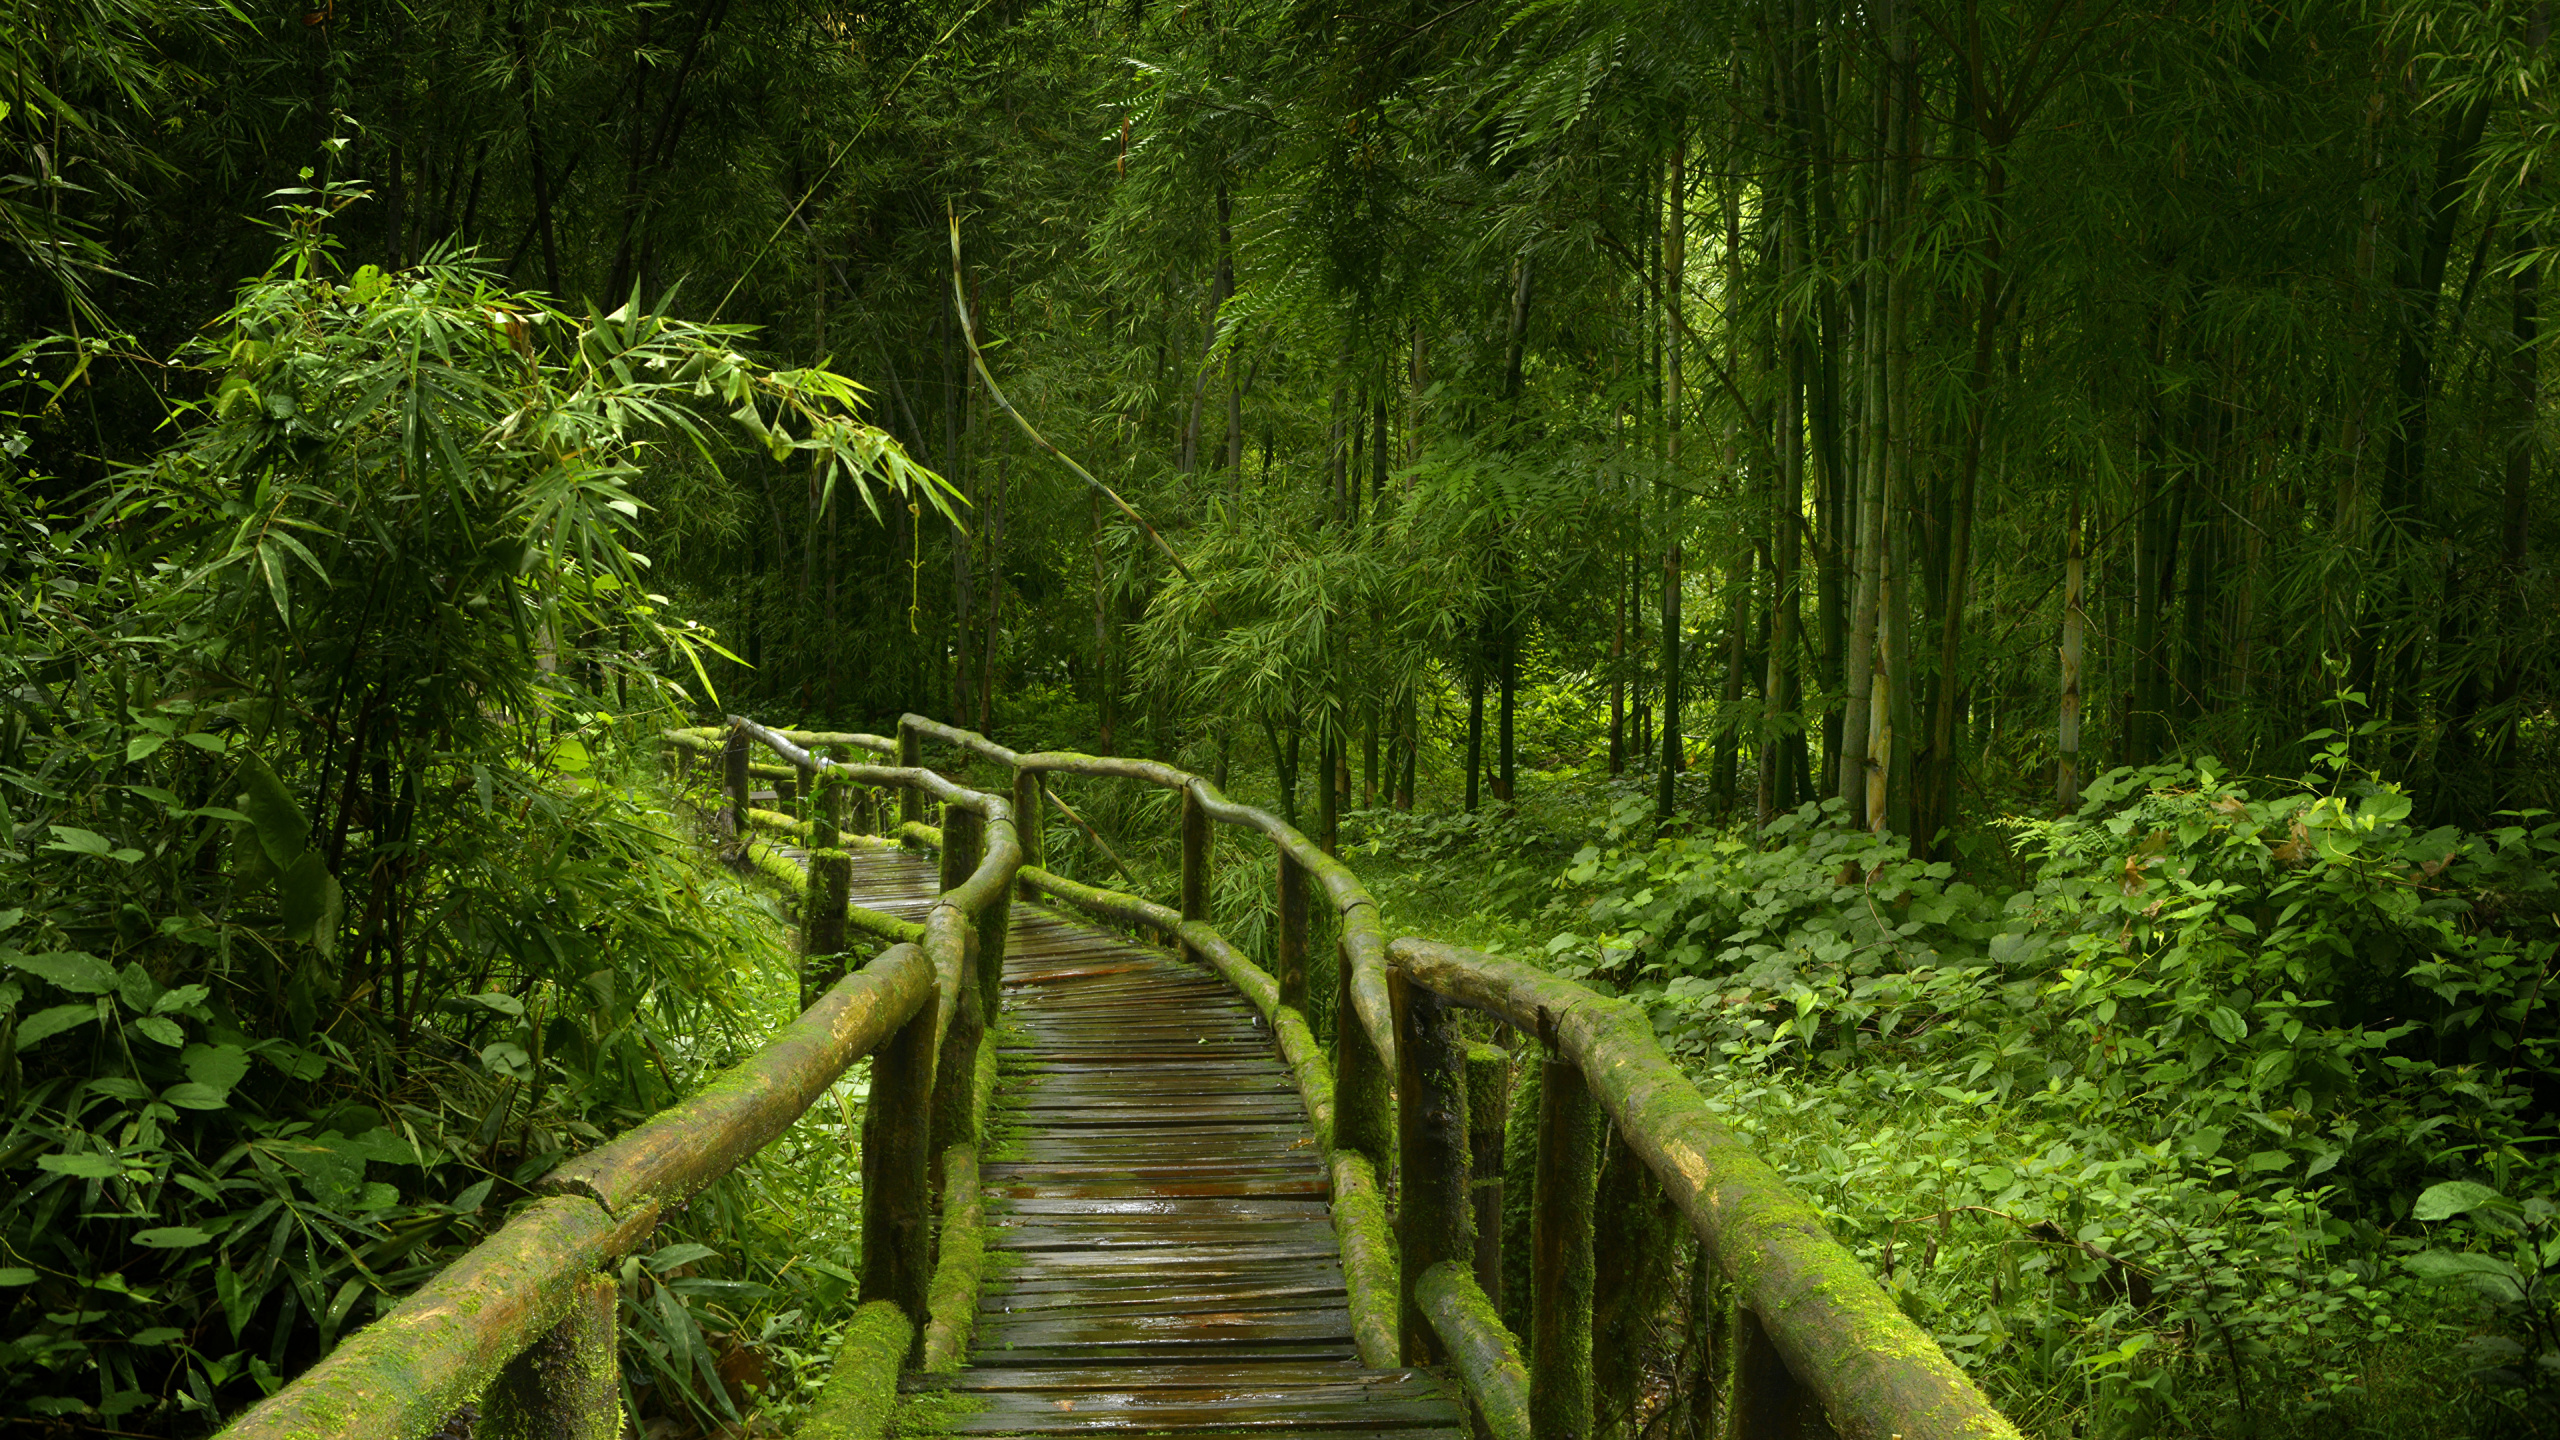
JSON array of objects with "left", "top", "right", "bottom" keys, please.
[{"left": 1550, "top": 754, "right": 2558, "bottom": 1434}]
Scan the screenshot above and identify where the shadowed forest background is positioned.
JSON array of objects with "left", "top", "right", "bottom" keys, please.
[{"left": 3, "top": 0, "right": 2558, "bottom": 1435}]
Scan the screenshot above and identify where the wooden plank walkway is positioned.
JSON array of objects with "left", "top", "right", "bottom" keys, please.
[{"left": 835, "top": 850, "right": 1463, "bottom": 1439}]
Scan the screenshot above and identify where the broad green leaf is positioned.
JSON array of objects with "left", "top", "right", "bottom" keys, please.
[
  {"left": 183, "top": 1042, "right": 250, "bottom": 1094},
  {"left": 2414, "top": 1180, "right": 2505, "bottom": 1222},
  {"left": 16, "top": 1002, "right": 100, "bottom": 1046},
  {"left": 233, "top": 752, "right": 309, "bottom": 868},
  {"left": 42, "top": 826, "right": 113, "bottom": 857},
  {"left": 278, "top": 850, "right": 343, "bottom": 955},
  {"left": 37, "top": 1152, "right": 122, "bottom": 1179},
  {"left": 125, "top": 734, "right": 168, "bottom": 762},
  {"left": 0, "top": 1268, "right": 35, "bottom": 1286},
  {"left": 162, "top": 1082, "right": 229, "bottom": 1110},
  {"left": 7, "top": 951, "right": 113, "bottom": 995},
  {"left": 132, "top": 1227, "right": 211, "bottom": 1249},
  {"left": 131, "top": 1015, "right": 184, "bottom": 1047}
]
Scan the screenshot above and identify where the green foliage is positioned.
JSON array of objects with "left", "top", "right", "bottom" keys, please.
[
  {"left": 1542, "top": 755, "right": 2559, "bottom": 1434},
  {"left": 0, "top": 201, "right": 938, "bottom": 1424}
]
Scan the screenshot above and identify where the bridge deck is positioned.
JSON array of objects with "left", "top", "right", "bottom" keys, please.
[{"left": 837, "top": 850, "right": 1462, "bottom": 1438}]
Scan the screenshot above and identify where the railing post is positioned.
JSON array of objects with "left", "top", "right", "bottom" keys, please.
[
  {"left": 1179, "top": 783, "right": 1210, "bottom": 967},
  {"left": 1393, "top": 969, "right": 1471, "bottom": 1365},
  {"left": 1530, "top": 1052, "right": 1601, "bottom": 1440},
  {"left": 938, "top": 802, "right": 1004, "bottom": 1016},
  {"left": 930, "top": 928, "right": 986, "bottom": 1167},
  {"left": 1013, "top": 768, "right": 1045, "bottom": 900},
  {"left": 811, "top": 772, "right": 841, "bottom": 851},
  {"left": 1467, "top": 1044, "right": 1508, "bottom": 1313},
  {"left": 777, "top": 769, "right": 799, "bottom": 817},
  {"left": 478, "top": 1271, "right": 619, "bottom": 1440},
  {"left": 723, "top": 724, "right": 750, "bottom": 841},
  {"left": 1276, "top": 848, "right": 1309, "bottom": 1012},
  {"left": 862, "top": 967, "right": 938, "bottom": 1355},
  {"left": 802, "top": 850, "right": 852, "bottom": 1009},
  {"left": 898, "top": 720, "right": 923, "bottom": 830},
  {"left": 1725, "top": 1302, "right": 1831, "bottom": 1440},
  {"left": 1334, "top": 939, "right": 1393, "bottom": 1163}
]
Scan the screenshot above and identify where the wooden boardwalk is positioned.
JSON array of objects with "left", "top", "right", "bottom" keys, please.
[{"left": 837, "top": 850, "right": 1464, "bottom": 1438}]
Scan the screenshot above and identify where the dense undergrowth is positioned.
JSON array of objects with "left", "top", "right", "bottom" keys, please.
[{"left": 0, "top": 208, "right": 929, "bottom": 1430}]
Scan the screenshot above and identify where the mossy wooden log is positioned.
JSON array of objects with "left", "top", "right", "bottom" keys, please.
[
  {"left": 1329, "top": 1149, "right": 1400, "bottom": 1368},
  {"left": 214, "top": 1196, "right": 660, "bottom": 1440},
  {"left": 1277, "top": 848, "right": 1310, "bottom": 1011},
  {"left": 743, "top": 837, "right": 810, "bottom": 897},
  {"left": 723, "top": 725, "right": 751, "bottom": 839},
  {"left": 815, "top": 771, "right": 844, "bottom": 849},
  {"left": 1018, "top": 864, "right": 1180, "bottom": 937},
  {"left": 1468, "top": 1044, "right": 1509, "bottom": 1312},
  {"left": 1012, "top": 768, "right": 1045, "bottom": 900},
  {"left": 923, "top": 1141, "right": 984, "bottom": 1371},
  {"left": 480, "top": 1272, "right": 619, "bottom": 1440},
  {"left": 1179, "top": 785, "right": 1210, "bottom": 968},
  {"left": 898, "top": 721, "right": 925, "bottom": 827},
  {"left": 796, "top": 1301, "right": 915, "bottom": 1440},
  {"left": 1417, "top": 1261, "right": 1534, "bottom": 1440},
  {"left": 1395, "top": 971, "right": 1473, "bottom": 1365},
  {"left": 1530, "top": 1054, "right": 1601, "bottom": 1440},
  {"left": 1386, "top": 938, "right": 2020, "bottom": 1440},
  {"left": 774, "top": 727, "right": 898, "bottom": 756},
  {"left": 1274, "top": 1005, "right": 1335, "bottom": 1150},
  {"left": 861, "top": 955, "right": 940, "bottom": 1345},
  {"left": 1592, "top": 1127, "right": 1676, "bottom": 1437},
  {"left": 1334, "top": 939, "right": 1394, "bottom": 1165},
  {"left": 544, "top": 947, "right": 935, "bottom": 1220},
  {"left": 803, "top": 850, "right": 853, "bottom": 1006},
  {"left": 748, "top": 806, "right": 904, "bottom": 854},
  {"left": 930, "top": 928, "right": 986, "bottom": 1159},
  {"left": 1728, "top": 1301, "right": 1836, "bottom": 1439}
]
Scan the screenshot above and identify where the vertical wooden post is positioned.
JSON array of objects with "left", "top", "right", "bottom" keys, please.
[
  {"left": 1393, "top": 970, "right": 1471, "bottom": 1364},
  {"left": 1723, "top": 1303, "right": 1829, "bottom": 1440},
  {"left": 1333, "top": 939, "right": 1393, "bottom": 1163},
  {"left": 1593, "top": 1130, "right": 1674, "bottom": 1438},
  {"left": 930, "top": 929, "right": 985, "bottom": 1165},
  {"left": 1013, "top": 767, "right": 1045, "bottom": 898},
  {"left": 940, "top": 805, "right": 983, "bottom": 897},
  {"left": 1179, "top": 784, "right": 1210, "bottom": 968},
  {"left": 1530, "top": 1054, "right": 1601, "bottom": 1440},
  {"left": 480, "top": 1272, "right": 619, "bottom": 1440},
  {"left": 1276, "top": 848, "right": 1310, "bottom": 1012},
  {"left": 722, "top": 725, "right": 750, "bottom": 841},
  {"left": 940, "top": 803, "right": 1004, "bottom": 1014},
  {"left": 803, "top": 851, "right": 852, "bottom": 1009},
  {"left": 811, "top": 772, "right": 840, "bottom": 851},
  {"left": 898, "top": 721, "right": 923, "bottom": 829},
  {"left": 863, "top": 966, "right": 939, "bottom": 1351},
  {"left": 1466, "top": 1044, "right": 1509, "bottom": 1312},
  {"left": 778, "top": 771, "right": 800, "bottom": 817}
]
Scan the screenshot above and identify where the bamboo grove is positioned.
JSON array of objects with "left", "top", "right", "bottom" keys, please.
[{"left": 8, "top": 0, "right": 2560, "bottom": 847}]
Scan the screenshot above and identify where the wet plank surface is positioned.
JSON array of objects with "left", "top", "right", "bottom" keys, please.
[{"left": 829, "top": 850, "right": 1460, "bottom": 1438}]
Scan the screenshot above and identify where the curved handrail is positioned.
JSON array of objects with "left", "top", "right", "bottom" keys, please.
[
  {"left": 883, "top": 715, "right": 2020, "bottom": 1440},
  {"left": 896, "top": 713, "right": 1396, "bottom": 1075}
]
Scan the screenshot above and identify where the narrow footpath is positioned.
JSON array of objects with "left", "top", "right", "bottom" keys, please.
[{"left": 838, "top": 850, "right": 1463, "bottom": 1437}]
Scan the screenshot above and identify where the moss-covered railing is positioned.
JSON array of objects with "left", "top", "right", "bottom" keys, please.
[
  {"left": 849, "top": 713, "right": 2022, "bottom": 1440},
  {"left": 214, "top": 733, "right": 1021, "bottom": 1440}
]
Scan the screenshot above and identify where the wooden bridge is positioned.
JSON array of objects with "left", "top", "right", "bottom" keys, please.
[{"left": 216, "top": 715, "right": 2024, "bottom": 1440}]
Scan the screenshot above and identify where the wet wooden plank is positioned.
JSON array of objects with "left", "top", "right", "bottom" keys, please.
[{"left": 906, "top": 1364, "right": 1440, "bottom": 1394}]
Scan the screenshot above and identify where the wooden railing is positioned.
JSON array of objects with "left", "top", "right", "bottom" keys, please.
[
  {"left": 223, "top": 711, "right": 2017, "bottom": 1440},
  {"left": 215, "top": 733, "right": 1022, "bottom": 1440},
  {"left": 854, "top": 713, "right": 2021, "bottom": 1440}
]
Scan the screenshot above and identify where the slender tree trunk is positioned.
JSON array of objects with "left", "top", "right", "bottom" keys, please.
[
  {"left": 2057, "top": 495, "right": 2085, "bottom": 811},
  {"left": 1657, "top": 137, "right": 1687, "bottom": 824},
  {"left": 1465, "top": 650, "right": 1485, "bottom": 814}
]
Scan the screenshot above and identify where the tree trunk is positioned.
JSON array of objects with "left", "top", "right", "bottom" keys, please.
[
  {"left": 2057, "top": 495, "right": 2085, "bottom": 812},
  {"left": 1657, "top": 137, "right": 1686, "bottom": 825}
]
